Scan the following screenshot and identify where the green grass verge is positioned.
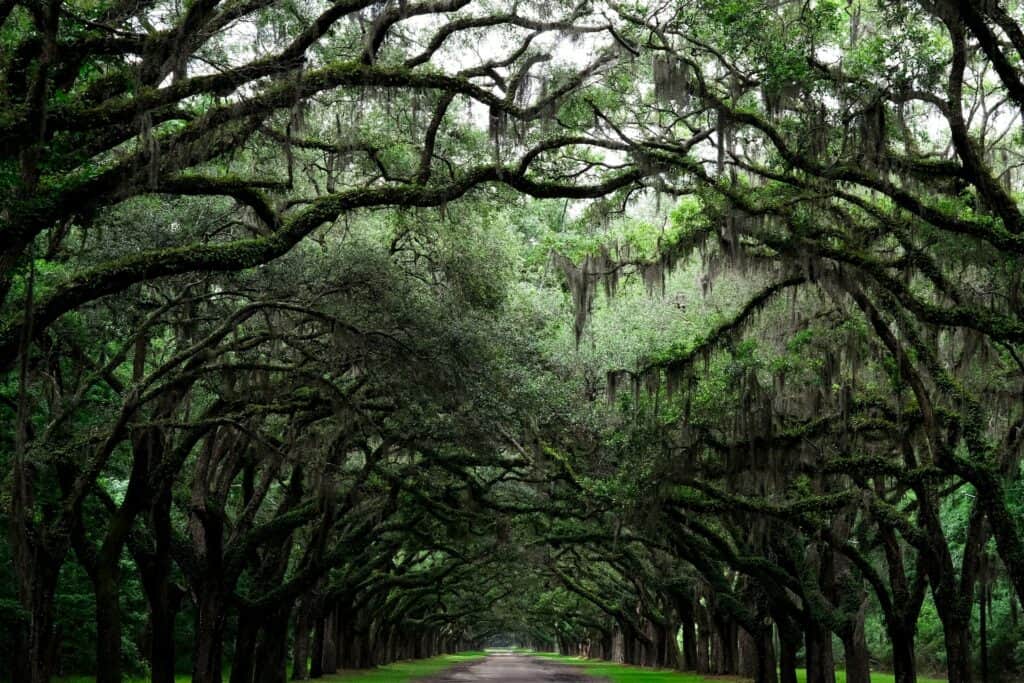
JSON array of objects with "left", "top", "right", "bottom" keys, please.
[
  {"left": 533, "top": 653, "right": 727, "bottom": 683},
  {"left": 321, "top": 652, "right": 487, "bottom": 682},
  {"left": 533, "top": 652, "right": 948, "bottom": 683},
  {"left": 793, "top": 671, "right": 946, "bottom": 683}
]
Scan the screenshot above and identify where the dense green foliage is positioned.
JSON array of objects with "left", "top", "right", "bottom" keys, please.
[{"left": 3, "top": 1, "right": 1024, "bottom": 683}]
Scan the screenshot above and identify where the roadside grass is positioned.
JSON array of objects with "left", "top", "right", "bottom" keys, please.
[
  {"left": 321, "top": 652, "right": 487, "bottom": 682},
  {"left": 796, "top": 672, "right": 946, "bottom": 683},
  {"left": 55, "top": 652, "right": 487, "bottom": 683},
  {"left": 533, "top": 653, "right": 724, "bottom": 683},
  {"left": 533, "top": 653, "right": 948, "bottom": 683}
]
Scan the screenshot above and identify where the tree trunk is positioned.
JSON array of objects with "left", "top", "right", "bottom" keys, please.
[
  {"left": 383, "top": 624, "right": 396, "bottom": 664},
  {"left": 661, "top": 620, "right": 680, "bottom": 669},
  {"left": 137, "top": 487, "right": 181, "bottom": 683},
  {"left": 322, "top": 609, "right": 338, "bottom": 673},
  {"left": 804, "top": 620, "right": 836, "bottom": 683},
  {"left": 841, "top": 619, "right": 871, "bottom": 683},
  {"left": 310, "top": 612, "right": 325, "bottom": 678},
  {"left": 643, "top": 621, "right": 658, "bottom": 667},
  {"left": 678, "top": 599, "right": 697, "bottom": 670},
  {"left": 979, "top": 579, "right": 989, "bottom": 683},
  {"left": 292, "top": 597, "right": 314, "bottom": 680},
  {"left": 711, "top": 615, "right": 736, "bottom": 674},
  {"left": 192, "top": 586, "right": 228, "bottom": 683},
  {"left": 709, "top": 624, "right": 723, "bottom": 674},
  {"left": 94, "top": 563, "right": 123, "bottom": 683},
  {"left": 230, "top": 610, "right": 260, "bottom": 683},
  {"left": 132, "top": 475, "right": 180, "bottom": 683},
  {"left": 738, "top": 627, "right": 758, "bottom": 679},
  {"left": 147, "top": 586, "right": 179, "bottom": 683},
  {"left": 777, "top": 626, "right": 799, "bottom": 683},
  {"left": 16, "top": 558, "right": 61, "bottom": 683},
  {"left": 254, "top": 607, "right": 291, "bottom": 683},
  {"left": 347, "top": 626, "right": 363, "bottom": 669},
  {"left": 614, "top": 634, "right": 630, "bottom": 663},
  {"left": 890, "top": 624, "right": 917, "bottom": 683},
  {"left": 940, "top": 615, "right": 973, "bottom": 683},
  {"left": 363, "top": 620, "right": 378, "bottom": 667},
  {"left": 339, "top": 611, "right": 356, "bottom": 669},
  {"left": 621, "top": 628, "right": 636, "bottom": 665},
  {"left": 695, "top": 617, "right": 710, "bottom": 674},
  {"left": 754, "top": 628, "right": 778, "bottom": 683}
]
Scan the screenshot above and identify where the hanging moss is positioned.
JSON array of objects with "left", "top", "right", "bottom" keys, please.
[
  {"left": 640, "top": 260, "right": 664, "bottom": 296},
  {"left": 716, "top": 107, "right": 728, "bottom": 175},
  {"left": 514, "top": 73, "right": 534, "bottom": 108},
  {"left": 488, "top": 105, "right": 506, "bottom": 147},
  {"left": 762, "top": 81, "right": 800, "bottom": 119},
  {"left": 606, "top": 369, "right": 630, "bottom": 404},
  {"left": 601, "top": 246, "right": 619, "bottom": 300},
  {"left": 643, "top": 367, "right": 661, "bottom": 398},
  {"left": 551, "top": 251, "right": 597, "bottom": 345},
  {"left": 553, "top": 245, "right": 669, "bottom": 342},
  {"left": 858, "top": 97, "right": 887, "bottom": 169},
  {"left": 652, "top": 53, "right": 691, "bottom": 105},
  {"left": 665, "top": 360, "right": 688, "bottom": 398},
  {"left": 138, "top": 111, "right": 159, "bottom": 189}
]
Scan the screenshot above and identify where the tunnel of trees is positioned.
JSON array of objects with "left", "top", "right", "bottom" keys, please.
[{"left": 3, "top": 0, "right": 1024, "bottom": 682}]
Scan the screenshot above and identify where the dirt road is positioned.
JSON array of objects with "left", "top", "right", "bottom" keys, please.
[{"left": 420, "top": 653, "right": 602, "bottom": 682}]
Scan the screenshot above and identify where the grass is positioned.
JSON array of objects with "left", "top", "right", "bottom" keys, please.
[
  {"left": 794, "top": 672, "right": 945, "bottom": 683},
  {"left": 534, "top": 653, "right": 728, "bottom": 683},
  {"left": 54, "top": 652, "right": 487, "bottom": 683},
  {"left": 322, "top": 652, "right": 487, "bottom": 682},
  {"left": 533, "top": 653, "right": 948, "bottom": 683}
]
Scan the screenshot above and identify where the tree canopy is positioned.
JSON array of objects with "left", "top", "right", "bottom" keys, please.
[{"left": 4, "top": 1, "right": 1024, "bottom": 683}]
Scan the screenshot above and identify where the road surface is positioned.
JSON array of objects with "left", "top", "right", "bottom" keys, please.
[{"left": 422, "top": 653, "right": 601, "bottom": 682}]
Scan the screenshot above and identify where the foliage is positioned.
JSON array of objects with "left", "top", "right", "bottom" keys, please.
[{"left": 3, "top": 2, "right": 1024, "bottom": 683}]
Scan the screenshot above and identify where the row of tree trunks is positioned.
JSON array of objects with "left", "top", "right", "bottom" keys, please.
[
  {"left": 556, "top": 611, "right": 678, "bottom": 670},
  {"left": 290, "top": 600, "right": 465, "bottom": 680},
  {"left": 560, "top": 590, "right": 878, "bottom": 683},
  {"left": 570, "top": 605, "right": 894, "bottom": 683}
]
